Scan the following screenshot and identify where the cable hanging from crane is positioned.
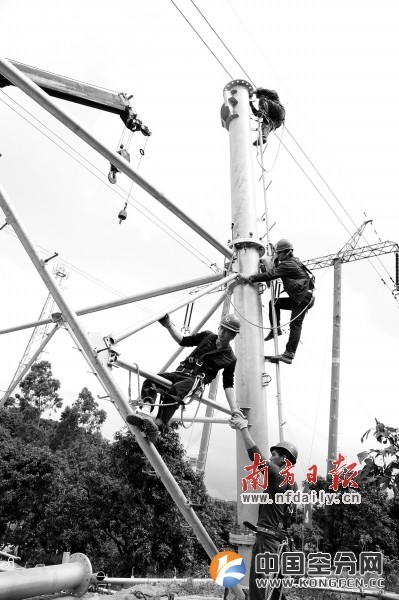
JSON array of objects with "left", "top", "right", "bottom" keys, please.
[
  {"left": 0, "top": 91, "right": 219, "bottom": 272},
  {"left": 118, "top": 136, "right": 150, "bottom": 224}
]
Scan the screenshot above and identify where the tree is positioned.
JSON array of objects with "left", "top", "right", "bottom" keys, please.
[
  {"left": 17, "top": 361, "right": 62, "bottom": 418},
  {"left": 358, "top": 419, "right": 399, "bottom": 493},
  {"left": 50, "top": 388, "right": 106, "bottom": 451},
  {"left": 73, "top": 387, "right": 106, "bottom": 434}
]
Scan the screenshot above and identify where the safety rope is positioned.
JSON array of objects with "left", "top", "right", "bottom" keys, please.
[
  {"left": 255, "top": 121, "right": 285, "bottom": 173},
  {"left": 223, "top": 286, "right": 315, "bottom": 331},
  {"left": 264, "top": 537, "right": 289, "bottom": 600}
]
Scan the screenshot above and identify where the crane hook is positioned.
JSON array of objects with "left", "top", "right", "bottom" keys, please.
[{"left": 118, "top": 202, "right": 128, "bottom": 224}]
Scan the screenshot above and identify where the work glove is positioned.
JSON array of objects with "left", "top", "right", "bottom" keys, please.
[
  {"left": 158, "top": 314, "right": 171, "bottom": 328},
  {"left": 231, "top": 407, "right": 246, "bottom": 419},
  {"left": 229, "top": 414, "right": 249, "bottom": 431},
  {"left": 238, "top": 273, "right": 255, "bottom": 284}
]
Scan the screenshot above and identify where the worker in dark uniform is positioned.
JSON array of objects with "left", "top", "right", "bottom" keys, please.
[
  {"left": 240, "top": 239, "right": 315, "bottom": 364},
  {"left": 250, "top": 88, "right": 285, "bottom": 146},
  {"left": 108, "top": 144, "right": 131, "bottom": 184},
  {"left": 127, "top": 314, "right": 243, "bottom": 440},
  {"left": 230, "top": 413, "right": 298, "bottom": 600}
]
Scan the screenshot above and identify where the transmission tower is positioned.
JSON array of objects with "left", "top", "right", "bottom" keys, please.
[
  {"left": 303, "top": 220, "right": 398, "bottom": 551},
  {"left": 7, "top": 263, "right": 69, "bottom": 391}
]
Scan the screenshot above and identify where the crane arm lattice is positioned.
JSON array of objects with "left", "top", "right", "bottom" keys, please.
[{"left": 304, "top": 241, "right": 399, "bottom": 271}]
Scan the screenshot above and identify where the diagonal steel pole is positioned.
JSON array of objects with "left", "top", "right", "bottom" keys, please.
[
  {"left": 0, "top": 184, "right": 244, "bottom": 599},
  {"left": 0, "top": 272, "right": 225, "bottom": 336},
  {"left": 0, "top": 323, "right": 60, "bottom": 409},
  {"left": 0, "top": 57, "right": 232, "bottom": 259},
  {"left": 109, "top": 273, "right": 237, "bottom": 345}
]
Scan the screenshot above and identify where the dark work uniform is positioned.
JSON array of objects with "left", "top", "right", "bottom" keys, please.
[
  {"left": 141, "top": 330, "right": 236, "bottom": 425},
  {"left": 250, "top": 89, "right": 285, "bottom": 143},
  {"left": 251, "top": 256, "right": 315, "bottom": 358},
  {"left": 247, "top": 444, "right": 297, "bottom": 600}
]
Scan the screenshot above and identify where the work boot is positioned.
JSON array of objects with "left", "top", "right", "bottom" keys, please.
[
  {"left": 264, "top": 328, "right": 282, "bottom": 342},
  {"left": 253, "top": 137, "right": 268, "bottom": 147},
  {"left": 275, "top": 353, "right": 293, "bottom": 364},
  {"left": 126, "top": 409, "right": 159, "bottom": 441}
]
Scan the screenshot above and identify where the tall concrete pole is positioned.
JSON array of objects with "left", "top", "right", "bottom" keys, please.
[
  {"left": 222, "top": 80, "right": 268, "bottom": 574},
  {"left": 324, "top": 257, "right": 342, "bottom": 550}
]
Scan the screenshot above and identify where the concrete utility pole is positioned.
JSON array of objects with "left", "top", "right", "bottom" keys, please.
[
  {"left": 303, "top": 220, "right": 399, "bottom": 550},
  {"left": 221, "top": 80, "right": 267, "bottom": 575},
  {"left": 327, "top": 258, "right": 342, "bottom": 477}
]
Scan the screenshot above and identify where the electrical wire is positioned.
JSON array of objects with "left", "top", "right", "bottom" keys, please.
[
  {"left": 189, "top": 0, "right": 256, "bottom": 86},
  {"left": 1, "top": 226, "right": 155, "bottom": 315},
  {"left": 284, "top": 126, "right": 398, "bottom": 293},
  {"left": 0, "top": 91, "right": 219, "bottom": 271},
  {"left": 169, "top": 0, "right": 233, "bottom": 79},
  {"left": 173, "top": 1, "right": 398, "bottom": 306}
]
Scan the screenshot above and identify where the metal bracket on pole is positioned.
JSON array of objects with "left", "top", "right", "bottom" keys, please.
[{"left": 228, "top": 236, "right": 266, "bottom": 257}]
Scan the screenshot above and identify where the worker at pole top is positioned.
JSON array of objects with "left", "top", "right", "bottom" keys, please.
[
  {"left": 250, "top": 88, "right": 285, "bottom": 147},
  {"left": 230, "top": 413, "right": 298, "bottom": 600},
  {"left": 240, "top": 239, "right": 315, "bottom": 364},
  {"left": 127, "top": 314, "right": 244, "bottom": 441}
]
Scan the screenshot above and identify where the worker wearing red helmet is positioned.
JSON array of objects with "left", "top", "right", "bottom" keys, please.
[
  {"left": 241, "top": 239, "right": 315, "bottom": 364},
  {"left": 230, "top": 413, "right": 298, "bottom": 600},
  {"left": 127, "top": 314, "right": 243, "bottom": 440}
]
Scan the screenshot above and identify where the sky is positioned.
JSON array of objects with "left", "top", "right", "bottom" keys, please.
[{"left": 0, "top": 0, "right": 398, "bottom": 502}]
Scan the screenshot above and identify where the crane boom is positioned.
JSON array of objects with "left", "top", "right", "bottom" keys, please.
[{"left": 0, "top": 59, "right": 151, "bottom": 135}]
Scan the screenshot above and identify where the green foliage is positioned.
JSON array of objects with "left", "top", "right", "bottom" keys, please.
[
  {"left": 358, "top": 419, "right": 399, "bottom": 492},
  {"left": 16, "top": 360, "right": 62, "bottom": 416},
  {"left": 0, "top": 362, "right": 236, "bottom": 577}
]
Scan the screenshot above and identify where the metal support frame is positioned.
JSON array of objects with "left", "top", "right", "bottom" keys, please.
[
  {"left": 0, "top": 185, "right": 244, "bottom": 600},
  {"left": 108, "top": 273, "right": 237, "bottom": 345},
  {"left": 196, "top": 376, "right": 219, "bottom": 473},
  {"left": 0, "top": 323, "right": 59, "bottom": 408},
  {"left": 93, "top": 573, "right": 214, "bottom": 585},
  {"left": 196, "top": 288, "right": 233, "bottom": 473},
  {"left": 0, "top": 272, "right": 225, "bottom": 337},
  {"left": 304, "top": 241, "right": 399, "bottom": 270},
  {"left": 0, "top": 57, "right": 232, "bottom": 259},
  {"left": 171, "top": 416, "right": 229, "bottom": 424},
  {"left": 0, "top": 552, "right": 92, "bottom": 599}
]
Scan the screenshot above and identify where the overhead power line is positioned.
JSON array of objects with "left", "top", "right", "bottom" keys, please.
[
  {"left": 189, "top": 0, "right": 256, "bottom": 86},
  {"left": 169, "top": 0, "right": 233, "bottom": 79},
  {"left": 170, "top": 0, "right": 398, "bottom": 305},
  {"left": 0, "top": 91, "right": 218, "bottom": 272}
]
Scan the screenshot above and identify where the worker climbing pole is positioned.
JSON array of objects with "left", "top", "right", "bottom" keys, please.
[{"left": 250, "top": 88, "right": 285, "bottom": 147}]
